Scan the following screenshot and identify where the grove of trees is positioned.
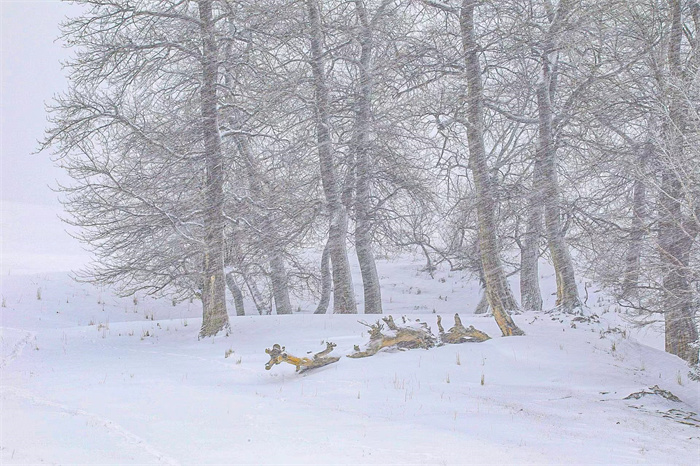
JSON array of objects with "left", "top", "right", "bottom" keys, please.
[{"left": 44, "top": 0, "right": 699, "bottom": 365}]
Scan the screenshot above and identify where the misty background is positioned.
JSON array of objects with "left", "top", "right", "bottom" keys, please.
[{"left": 1, "top": 1, "right": 88, "bottom": 274}]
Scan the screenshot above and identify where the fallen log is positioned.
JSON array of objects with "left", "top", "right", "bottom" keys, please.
[
  {"left": 437, "top": 314, "right": 490, "bottom": 344},
  {"left": 265, "top": 341, "right": 340, "bottom": 373}
]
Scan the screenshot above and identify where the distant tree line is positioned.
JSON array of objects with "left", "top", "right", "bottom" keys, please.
[{"left": 44, "top": 0, "right": 699, "bottom": 365}]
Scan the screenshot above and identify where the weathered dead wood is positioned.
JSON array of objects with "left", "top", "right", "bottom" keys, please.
[
  {"left": 437, "top": 314, "right": 490, "bottom": 344},
  {"left": 264, "top": 342, "right": 340, "bottom": 373},
  {"left": 348, "top": 316, "right": 436, "bottom": 358}
]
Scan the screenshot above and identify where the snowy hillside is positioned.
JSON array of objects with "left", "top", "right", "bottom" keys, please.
[{"left": 1, "top": 257, "right": 698, "bottom": 465}]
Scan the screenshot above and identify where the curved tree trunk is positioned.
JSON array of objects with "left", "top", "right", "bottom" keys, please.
[
  {"left": 306, "top": 0, "right": 357, "bottom": 314},
  {"left": 460, "top": 0, "right": 523, "bottom": 336},
  {"left": 353, "top": 0, "right": 382, "bottom": 315},
  {"left": 198, "top": 0, "right": 229, "bottom": 337}
]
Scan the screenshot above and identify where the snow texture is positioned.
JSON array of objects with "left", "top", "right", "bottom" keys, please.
[{"left": 1, "top": 255, "right": 698, "bottom": 465}]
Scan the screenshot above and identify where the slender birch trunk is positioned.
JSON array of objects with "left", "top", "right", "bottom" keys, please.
[
  {"left": 306, "top": 0, "right": 357, "bottom": 314},
  {"left": 460, "top": 0, "right": 523, "bottom": 336},
  {"left": 198, "top": 0, "right": 229, "bottom": 337},
  {"left": 353, "top": 0, "right": 382, "bottom": 314}
]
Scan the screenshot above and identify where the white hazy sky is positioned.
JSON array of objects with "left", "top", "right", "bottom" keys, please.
[{"left": 1, "top": 1, "right": 89, "bottom": 274}]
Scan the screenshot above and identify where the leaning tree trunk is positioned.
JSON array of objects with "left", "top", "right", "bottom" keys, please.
[
  {"left": 198, "top": 0, "right": 229, "bottom": 337},
  {"left": 353, "top": 0, "right": 382, "bottom": 315},
  {"left": 659, "top": 0, "right": 699, "bottom": 365},
  {"left": 520, "top": 160, "right": 544, "bottom": 312},
  {"left": 536, "top": 0, "right": 581, "bottom": 312},
  {"left": 460, "top": 0, "right": 523, "bottom": 336},
  {"left": 306, "top": 0, "right": 357, "bottom": 314}
]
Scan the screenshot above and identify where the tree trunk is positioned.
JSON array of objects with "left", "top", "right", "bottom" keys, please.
[
  {"left": 536, "top": 0, "right": 581, "bottom": 313},
  {"left": 622, "top": 141, "right": 650, "bottom": 295},
  {"left": 659, "top": 0, "right": 699, "bottom": 365},
  {"left": 270, "top": 252, "right": 293, "bottom": 314},
  {"left": 474, "top": 289, "right": 490, "bottom": 315},
  {"left": 225, "top": 271, "right": 246, "bottom": 317},
  {"left": 353, "top": 0, "right": 382, "bottom": 315},
  {"left": 520, "top": 161, "right": 544, "bottom": 312},
  {"left": 198, "top": 0, "right": 229, "bottom": 337},
  {"left": 245, "top": 275, "right": 268, "bottom": 315},
  {"left": 306, "top": 0, "right": 357, "bottom": 314},
  {"left": 315, "top": 240, "right": 332, "bottom": 314},
  {"left": 460, "top": 0, "right": 524, "bottom": 336}
]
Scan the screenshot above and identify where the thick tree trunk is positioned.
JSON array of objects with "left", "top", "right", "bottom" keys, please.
[
  {"left": 353, "top": 0, "right": 382, "bottom": 315},
  {"left": 225, "top": 271, "right": 246, "bottom": 316},
  {"left": 460, "top": 1, "right": 523, "bottom": 336},
  {"left": 520, "top": 161, "right": 544, "bottom": 312},
  {"left": 659, "top": 196, "right": 698, "bottom": 364},
  {"left": 536, "top": 0, "right": 580, "bottom": 312},
  {"left": 314, "top": 240, "right": 332, "bottom": 314},
  {"left": 306, "top": 0, "right": 357, "bottom": 314},
  {"left": 659, "top": 0, "right": 699, "bottom": 365},
  {"left": 198, "top": 0, "right": 229, "bottom": 337}
]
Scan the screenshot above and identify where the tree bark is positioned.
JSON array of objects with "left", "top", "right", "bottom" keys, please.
[
  {"left": 460, "top": 0, "right": 524, "bottom": 336},
  {"left": 536, "top": 0, "right": 581, "bottom": 312},
  {"left": 269, "top": 252, "right": 293, "bottom": 314},
  {"left": 225, "top": 271, "right": 246, "bottom": 316},
  {"left": 622, "top": 141, "right": 650, "bottom": 295},
  {"left": 233, "top": 114, "right": 294, "bottom": 316},
  {"left": 198, "top": 0, "right": 229, "bottom": 337},
  {"left": 520, "top": 160, "right": 544, "bottom": 312},
  {"left": 659, "top": 0, "right": 699, "bottom": 364},
  {"left": 315, "top": 239, "right": 332, "bottom": 314},
  {"left": 306, "top": 0, "right": 357, "bottom": 314},
  {"left": 245, "top": 274, "right": 268, "bottom": 315},
  {"left": 353, "top": 0, "right": 382, "bottom": 315}
]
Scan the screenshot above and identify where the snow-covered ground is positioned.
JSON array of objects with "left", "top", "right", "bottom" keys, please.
[{"left": 1, "top": 255, "right": 698, "bottom": 464}]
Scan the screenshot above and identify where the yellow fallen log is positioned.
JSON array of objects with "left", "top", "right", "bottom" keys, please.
[
  {"left": 264, "top": 341, "right": 340, "bottom": 373},
  {"left": 348, "top": 316, "right": 436, "bottom": 358},
  {"left": 437, "top": 313, "right": 490, "bottom": 344}
]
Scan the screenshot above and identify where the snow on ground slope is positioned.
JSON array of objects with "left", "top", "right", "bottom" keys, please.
[{"left": 1, "top": 256, "right": 698, "bottom": 465}]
